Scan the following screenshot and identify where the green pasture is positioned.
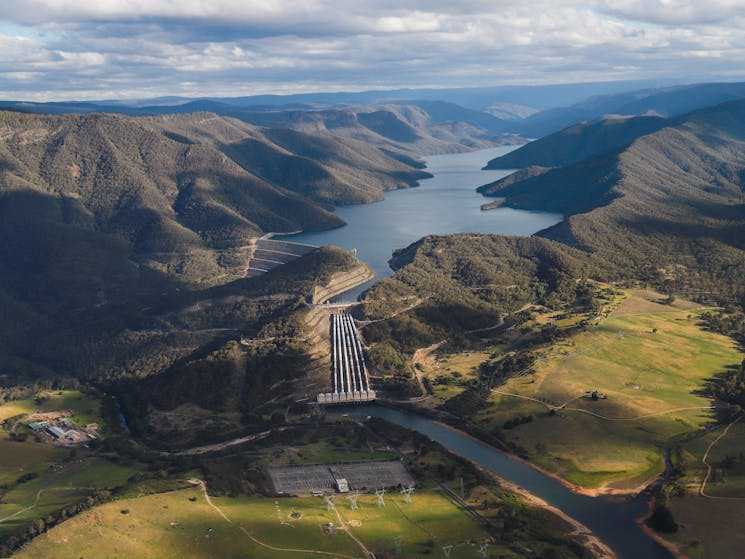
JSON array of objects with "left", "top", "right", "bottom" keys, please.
[
  {"left": 474, "top": 290, "right": 743, "bottom": 488},
  {"left": 0, "top": 457, "right": 137, "bottom": 539},
  {"left": 15, "top": 487, "right": 507, "bottom": 559}
]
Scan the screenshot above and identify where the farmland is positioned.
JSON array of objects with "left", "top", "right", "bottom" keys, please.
[
  {"left": 0, "top": 389, "right": 138, "bottom": 547},
  {"left": 419, "top": 290, "right": 743, "bottom": 490},
  {"left": 661, "top": 420, "right": 745, "bottom": 558}
]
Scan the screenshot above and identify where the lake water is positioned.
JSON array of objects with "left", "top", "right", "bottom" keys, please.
[
  {"left": 281, "top": 146, "right": 671, "bottom": 557},
  {"left": 278, "top": 146, "right": 561, "bottom": 299}
]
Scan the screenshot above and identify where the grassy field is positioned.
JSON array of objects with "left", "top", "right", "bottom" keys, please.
[
  {"left": 439, "top": 290, "right": 743, "bottom": 489},
  {"left": 422, "top": 351, "right": 491, "bottom": 406},
  {"left": 0, "top": 389, "right": 140, "bottom": 545},
  {"left": 0, "top": 456, "right": 138, "bottom": 540},
  {"left": 0, "top": 439, "right": 66, "bottom": 486},
  {"left": 14, "top": 485, "right": 511, "bottom": 559},
  {"left": 663, "top": 496, "right": 745, "bottom": 559},
  {"left": 0, "top": 389, "right": 106, "bottom": 428},
  {"left": 658, "top": 419, "right": 745, "bottom": 558}
]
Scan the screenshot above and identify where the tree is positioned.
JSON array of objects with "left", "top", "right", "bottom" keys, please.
[{"left": 648, "top": 504, "right": 678, "bottom": 533}]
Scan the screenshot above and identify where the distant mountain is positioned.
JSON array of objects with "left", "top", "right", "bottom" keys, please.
[
  {"left": 484, "top": 115, "right": 667, "bottom": 169},
  {"left": 228, "top": 103, "right": 517, "bottom": 155},
  {"left": 95, "top": 79, "right": 673, "bottom": 111},
  {"left": 0, "top": 110, "right": 428, "bottom": 294},
  {"left": 608, "top": 82, "right": 745, "bottom": 117},
  {"left": 484, "top": 102, "right": 538, "bottom": 120},
  {"left": 478, "top": 99, "right": 745, "bottom": 303},
  {"left": 0, "top": 98, "right": 522, "bottom": 155},
  {"left": 513, "top": 81, "right": 745, "bottom": 137}
]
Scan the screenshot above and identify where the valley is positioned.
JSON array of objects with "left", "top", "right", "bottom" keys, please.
[{"left": 2, "top": 79, "right": 745, "bottom": 559}]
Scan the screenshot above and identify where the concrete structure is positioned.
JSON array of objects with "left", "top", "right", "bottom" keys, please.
[
  {"left": 335, "top": 478, "right": 350, "bottom": 493},
  {"left": 246, "top": 237, "right": 317, "bottom": 278},
  {"left": 317, "top": 312, "right": 375, "bottom": 404}
]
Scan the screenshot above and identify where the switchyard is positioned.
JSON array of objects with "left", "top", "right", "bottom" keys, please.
[
  {"left": 317, "top": 312, "right": 376, "bottom": 404},
  {"left": 268, "top": 460, "right": 414, "bottom": 495}
]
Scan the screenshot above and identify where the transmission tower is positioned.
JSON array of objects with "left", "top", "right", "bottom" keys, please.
[
  {"left": 375, "top": 488, "right": 386, "bottom": 507},
  {"left": 478, "top": 541, "right": 489, "bottom": 558},
  {"left": 401, "top": 485, "right": 415, "bottom": 504},
  {"left": 348, "top": 491, "right": 360, "bottom": 510},
  {"left": 441, "top": 545, "right": 453, "bottom": 559},
  {"left": 393, "top": 536, "right": 403, "bottom": 555},
  {"left": 325, "top": 495, "right": 334, "bottom": 511}
]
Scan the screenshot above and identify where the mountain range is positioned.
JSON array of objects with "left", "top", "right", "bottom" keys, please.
[
  {"left": 3, "top": 79, "right": 745, "bottom": 441},
  {"left": 478, "top": 98, "right": 745, "bottom": 303}
]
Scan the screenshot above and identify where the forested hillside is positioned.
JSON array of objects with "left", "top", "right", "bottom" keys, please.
[
  {"left": 477, "top": 99, "right": 745, "bottom": 304},
  {"left": 0, "top": 110, "right": 427, "bottom": 294},
  {"left": 357, "top": 98, "right": 745, "bottom": 399},
  {"left": 359, "top": 234, "right": 589, "bottom": 391},
  {"left": 483, "top": 115, "right": 667, "bottom": 169},
  {"left": 224, "top": 103, "right": 513, "bottom": 155},
  {"left": 0, "top": 110, "right": 426, "bottom": 425}
]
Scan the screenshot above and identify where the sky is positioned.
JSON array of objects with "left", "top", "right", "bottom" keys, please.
[{"left": 1, "top": 0, "right": 745, "bottom": 101}]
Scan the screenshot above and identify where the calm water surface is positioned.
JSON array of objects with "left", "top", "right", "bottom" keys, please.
[
  {"left": 278, "top": 146, "right": 561, "bottom": 298},
  {"left": 281, "top": 146, "right": 671, "bottom": 558},
  {"left": 343, "top": 405, "right": 672, "bottom": 559}
]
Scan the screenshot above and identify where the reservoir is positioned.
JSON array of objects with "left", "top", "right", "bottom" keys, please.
[
  {"left": 278, "top": 146, "right": 561, "bottom": 299},
  {"left": 286, "top": 146, "right": 671, "bottom": 557}
]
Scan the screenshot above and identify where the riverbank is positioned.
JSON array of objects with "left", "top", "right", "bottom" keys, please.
[
  {"left": 423, "top": 417, "right": 620, "bottom": 558},
  {"left": 379, "top": 398, "right": 662, "bottom": 499},
  {"left": 354, "top": 402, "right": 673, "bottom": 559},
  {"left": 637, "top": 513, "right": 689, "bottom": 559},
  {"left": 496, "top": 474, "right": 618, "bottom": 559}
]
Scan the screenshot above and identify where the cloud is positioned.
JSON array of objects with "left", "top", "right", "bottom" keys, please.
[
  {"left": 0, "top": 1, "right": 744, "bottom": 101},
  {"left": 601, "top": 0, "right": 745, "bottom": 25}
]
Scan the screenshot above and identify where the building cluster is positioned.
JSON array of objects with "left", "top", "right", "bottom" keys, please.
[{"left": 27, "top": 417, "right": 98, "bottom": 445}]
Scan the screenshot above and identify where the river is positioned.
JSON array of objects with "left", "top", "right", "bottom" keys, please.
[
  {"left": 344, "top": 405, "right": 672, "bottom": 559},
  {"left": 277, "top": 146, "right": 561, "bottom": 299},
  {"left": 284, "top": 146, "right": 671, "bottom": 557}
]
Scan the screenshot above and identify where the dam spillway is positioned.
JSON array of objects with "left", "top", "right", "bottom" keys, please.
[{"left": 317, "top": 312, "right": 375, "bottom": 404}]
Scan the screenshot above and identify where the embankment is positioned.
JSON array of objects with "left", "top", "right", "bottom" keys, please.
[{"left": 311, "top": 263, "right": 375, "bottom": 304}]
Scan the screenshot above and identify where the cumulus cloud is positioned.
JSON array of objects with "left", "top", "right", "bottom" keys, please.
[{"left": 0, "top": 1, "right": 743, "bottom": 100}]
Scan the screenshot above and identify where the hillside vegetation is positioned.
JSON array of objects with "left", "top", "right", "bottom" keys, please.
[
  {"left": 484, "top": 115, "right": 667, "bottom": 169},
  {"left": 478, "top": 98, "right": 745, "bottom": 305},
  {"left": 510, "top": 81, "right": 745, "bottom": 137},
  {"left": 0, "top": 109, "right": 429, "bottom": 385},
  {"left": 230, "top": 102, "right": 516, "bottom": 155}
]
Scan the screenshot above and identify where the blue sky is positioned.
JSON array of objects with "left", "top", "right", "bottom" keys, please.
[{"left": 1, "top": 1, "right": 744, "bottom": 101}]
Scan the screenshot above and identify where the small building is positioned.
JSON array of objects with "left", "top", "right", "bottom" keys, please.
[
  {"left": 28, "top": 421, "right": 48, "bottom": 432},
  {"left": 335, "top": 478, "right": 350, "bottom": 493},
  {"left": 48, "top": 426, "right": 65, "bottom": 439}
]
